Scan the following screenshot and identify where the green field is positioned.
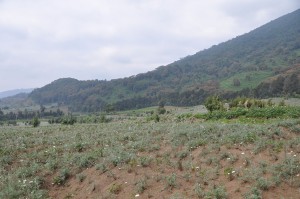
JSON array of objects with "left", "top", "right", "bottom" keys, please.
[
  {"left": 1, "top": 105, "right": 300, "bottom": 198},
  {"left": 220, "top": 71, "right": 273, "bottom": 92}
]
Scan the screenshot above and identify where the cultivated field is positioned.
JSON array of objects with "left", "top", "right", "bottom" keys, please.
[{"left": 1, "top": 107, "right": 300, "bottom": 199}]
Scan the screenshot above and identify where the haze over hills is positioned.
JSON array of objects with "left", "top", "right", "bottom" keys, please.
[
  {"left": 0, "top": 88, "right": 33, "bottom": 99},
  {"left": 25, "top": 9, "right": 300, "bottom": 112}
]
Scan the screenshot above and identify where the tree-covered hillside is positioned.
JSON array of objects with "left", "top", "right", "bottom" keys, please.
[{"left": 29, "top": 9, "right": 300, "bottom": 112}]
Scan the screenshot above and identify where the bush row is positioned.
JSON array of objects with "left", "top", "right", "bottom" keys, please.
[{"left": 195, "top": 106, "right": 300, "bottom": 120}]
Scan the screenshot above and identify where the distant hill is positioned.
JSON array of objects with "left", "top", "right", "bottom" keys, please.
[
  {"left": 0, "top": 88, "right": 34, "bottom": 99},
  {"left": 29, "top": 9, "right": 300, "bottom": 112}
]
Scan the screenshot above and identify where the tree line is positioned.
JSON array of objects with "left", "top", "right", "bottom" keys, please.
[{"left": 0, "top": 107, "right": 64, "bottom": 123}]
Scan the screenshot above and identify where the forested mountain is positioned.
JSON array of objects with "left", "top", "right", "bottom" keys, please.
[{"left": 29, "top": 9, "right": 300, "bottom": 112}]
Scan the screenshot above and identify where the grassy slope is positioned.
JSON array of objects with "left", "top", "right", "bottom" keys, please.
[{"left": 220, "top": 71, "right": 273, "bottom": 91}]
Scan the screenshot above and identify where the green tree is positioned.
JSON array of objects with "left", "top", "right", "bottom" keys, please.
[
  {"left": 32, "top": 117, "right": 40, "bottom": 127},
  {"left": 157, "top": 101, "right": 166, "bottom": 114},
  {"left": 204, "top": 96, "right": 224, "bottom": 112},
  {"left": 233, "top": 78, "right": 241, "bottom": 87}
]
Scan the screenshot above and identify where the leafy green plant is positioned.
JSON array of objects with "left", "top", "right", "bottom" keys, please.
[
  {"left": 32, "top": 117, "right": 40, "bottom": 127},
  {"left": 204, "top": 96, "right": 224, "bottom": 112},
  {"left": 53, "top": 168, "right": 70, "bottom": 185}
]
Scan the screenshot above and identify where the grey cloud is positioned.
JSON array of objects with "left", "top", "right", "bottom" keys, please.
[{"left": 0, "top": 0, "right": 299, "bottom": 91}]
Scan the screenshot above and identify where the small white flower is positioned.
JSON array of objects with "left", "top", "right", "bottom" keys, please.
[
  {"left": 232, "top": 170, "right": 236, "bottom": 173},
  {"left": 135, "top": 194, "right": 140, "bottom": 197},
  {"left": 241, "top": 152, "right": 245, "bottom": 155},
  {"left": 293, "top": 154, "right": 297, "bottom": 157}
]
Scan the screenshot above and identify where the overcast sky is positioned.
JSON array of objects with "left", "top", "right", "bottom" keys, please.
[{"left": 0, "top": 0, "right": 299, "bottom": 92}]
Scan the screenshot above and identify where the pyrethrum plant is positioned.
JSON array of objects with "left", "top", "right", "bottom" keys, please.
[
  {"left": 166, "top": 173, "right": 177, "bottom": 190},
  {"left": 53, "top": 168, "right": 70, "bottom": 186}
]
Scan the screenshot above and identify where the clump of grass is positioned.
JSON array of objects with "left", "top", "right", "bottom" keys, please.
[
  {"left": 176, "top": 150, "right": 188, "bottom": 160},
  {"left": 166, "top": 173, "right": 177, "bottom": 190},
  {"left": 182, "top": 172, "right": 191, "bottom": 182},
  {"left": 76, "top": 173, "right": 86, "bottom": 182},
  {"left": 109, "top": 183, "right": 122, "bottom": 194},
  {"left": 220, "top": 152, "right": 230, "bottom": 160},
  {"left": 256, "top": 177, "right": 271, "bottom": 190},
  {"left": 224, "top": 167, "right": 235, "bottom": 181},
  {"left": 135, "top": 178, "right": 148, "bottom": 194},
  {"left": 244, "top": 187, "right": 262, "bottom": 199},
  {"left": 258, "top": 161, "right": 268, "bottom": 174},
  {"left": 205, "top": 185, "right": 227, "bottom": 199},
  {"left": 240, "top": 167, "right": 262, "bottom": 184},
  {"left": 74, "top": 142, "right": 85, "bottom": 152},
  {"left": 253, "top": 140, "right": 268, "bottom": 154},
  {"left": 0, "top": 176, "right": 47, "bottom": 199},
  {"left": 194, "top": 183, "right": 205, "bottom": 198},
  {"left": 273, "top": 157, "right": 300, "bottom": 186},
  {"left": 16, "top": 163, "right": 39, "bottom": 178},
  {"left": 45, "top": 158, "right": 59, "bottom": 172},
  {"left": 139, "top": 156, "right": 152, "bottom": 167},
  {"left": 95, "top": 163, "right": 108, "bottom": 173}
]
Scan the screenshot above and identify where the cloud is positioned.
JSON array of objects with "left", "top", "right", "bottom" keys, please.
[{"left": 0, "top": 0, "right": 299, "bottom": 91}]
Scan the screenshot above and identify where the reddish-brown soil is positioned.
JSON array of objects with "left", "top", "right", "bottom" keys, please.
[{"left": 46, "top": 141, "right": 300, "bottom": 199}]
